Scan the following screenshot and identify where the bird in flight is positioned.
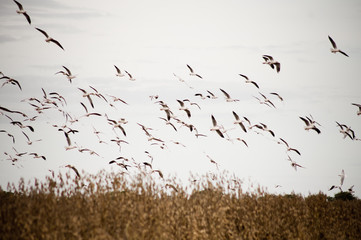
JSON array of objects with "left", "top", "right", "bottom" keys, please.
[
  {"left": 239, "top": 74, "right": 259, "bottom": 89},
  {"left": 1, "top": 75, "right": 22, "bottom": 90},
  {"left": 13, "top": 0, "right": 31, "bottom": 24},
  {"left": 187, "top": 64, "right": 203, "bottom": 79},
  {"left": 56, "top": 66, "right": 76, "bottom": 83},
  {"left": 210, "top": 115, "right": 225, "bottom": 138},
  {"left": 299, "top": 115, "right": 321, "bottom": 134},
  {"left": 35, "top": 28, "right": 64, "bottom": 50},
  {"left": 262, "top": 55, "right": 281, "bottom": 73},
  {"left": 219, "top": 88, "right": 239, "bottom": 102},
  {"left": 328, "top": 35, "right": 349, "bottom": 57},
  {"left": 114, "top": 65, "right": 125, "bottom": 77},
  {"left": 232, "top": 111, "right": 247, "bottom": 133}
]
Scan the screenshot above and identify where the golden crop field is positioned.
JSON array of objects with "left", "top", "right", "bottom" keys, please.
[{"left": 1, "top": 170, "right": 360, "bottom": 240}]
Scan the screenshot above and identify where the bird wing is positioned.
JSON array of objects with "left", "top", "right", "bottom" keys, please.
[
  {"left": 239, "top": 122, "right": 247, "bottom": 133},
  {"left": 279, "top": 138, "right": 289, "bottom": 147},
  {"left": 290, "top": 148, "right": 301, "bottom": 156},
  {"left": 50, "top": 39, "right": 64, "bottom": 50},
  {"left": 211, "top": 115, "right": 217, "bottom": 126},
  {"left": 185, "top": 109, "right": 191, "bottom": 118},
  {"left": 86, "top": 95, "right": 94, "bottom": 108},
  {"left": 13, "top": 0, "right": 23, "bottom": 10},
  {"left": 23, "top": 12, "right": 31, "bottom": 24},
  {"left": 125, "top": 70, "right": 132, "bottom": 78},
  {"left": 232, "top": 111, "right": 240, "bottom": 120},
  {"left": 35, "top": 28, "right": 49, "bottom": 38},
  {"left": 251, "top": 81, "right": 259, "bottom": 89},
  {"left": 216, "top": 129, "right": 224, "bottom": 138},
  {"left": 219, "top": 88, "right": 230, "bottom": 98},
  {"left": 12, "top": 79, "right": 22, "bottom": 90},
  {"left": 239, "top": 74, "right": 248, "bottom": 80},
  {"left": 176, "top": 99, "right": 184, "bottom": 107},
  {"left": 186, "top": 64, "right": 194, "bottom": 73},
  {"left": 114, "top": 65, "right": 121, "bottom": 74},
  {"left": 64, "top": 131, "right": 71, "bottom": 146},
  {"left": 339, "top": 50, "right": 349, "bottom": 57},
  {"left": 275, "top": 63, "right": 281, "bottom": 73},
  {"left": 312, "top": 127, "right": 321, "bottom": 134},
  {"left": 299, "top": 117, "right": 309, "bottom": 126},
  {"left": 328, "top": 35, "right": 337, "bottom": 49},
  {"left": 62, "top": 66, "right": 71, "bottom": 75},
  {"left": 263, "top": 55, "right": 273, "bottom": 60}
]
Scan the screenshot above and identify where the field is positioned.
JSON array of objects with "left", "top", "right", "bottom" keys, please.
[{"left": 1, "top": 171, "right": 360, "bottom": 240}]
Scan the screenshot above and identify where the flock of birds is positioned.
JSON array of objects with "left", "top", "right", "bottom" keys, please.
[{"left": 0, "top": 0, "right": 359, "bottom": 194}]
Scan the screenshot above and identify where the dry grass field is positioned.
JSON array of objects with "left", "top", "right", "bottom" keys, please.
[{"left": 1, "top": 171, "right": 360, "bottom": 240}]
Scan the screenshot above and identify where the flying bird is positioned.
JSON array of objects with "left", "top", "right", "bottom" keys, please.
[
  {"left": 65, "top": 164, "right": 80, "bottom": 178},
  {"left": 13, "top": 0, "right": 31, "bottom": 24},
  {"left": 262, "top": 55, "right": 281, "bottom": 73},
  {"left": 254, "top": 92, "right": 276, "bottom": 108},
  {"left": 339, "top": 169, "right": 345, "bottom": 186},
  {"left": 78, "top": 88, "right": 94, "bottom": 108},
  {"left": 210, "top": 115, "right": 224, "bottom": 138},
  {"left": 279, "top": 138, "right": 301, "bottom": 155},
  {"left": 124, "top": 70, "right": 136, "bottom": 81},
  {"left": 328, "top": 35, "right": 349, "bottom": 57},
  {"left": 176, "top": 100, "right": 191, "bottom": 118},
  {"left": 232, "top": 111, "right": 247, "bottom": 133},
  {"left": 219, "top": 88, "right": 239, "bottom": 102},
  {"left": 114, "top": 65, "right": 125, "bottom": 77},
  {"left": 299, "top": 116, "right": 321, "bottom": 134},
  {"left": 186, "top": 65, "right": 202, "bottom": 79},
  {"left": 0, "top": 76, "right": 22, "bottom": 90},
  {"left": 239, "top": 74, "right": 259, "bottom": 89},
  {"left": 56, "top": 66, "right": 76, "bottom": 83},
  {"left": 35, "top": 28, "right": 64, "bottom": 50},
  {"left": 336, "top": 121, "right": 355, "bottom": 140},
  {"left": 270, "top": 92, "right": 284, "bottom": 102}
]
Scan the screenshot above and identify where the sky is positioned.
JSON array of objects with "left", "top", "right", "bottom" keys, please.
[{"left": 0, "top": 0, "right": 360, "bottom": 197}]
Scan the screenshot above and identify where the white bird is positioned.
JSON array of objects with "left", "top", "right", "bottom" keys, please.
[
  {"left": 336, "top": 122, "right": 355, "bottom": 140},
  {"left": 270, "top": 92, "right": 284, "bottom": 102},
  {"left": 0, "top": 76, "right": 22, "bottom": 90},
  {"left": 253, "top": 123, "right": 275, "bottom": 137},
  {"left": 206, "top": 90, "right": 218, "bottom": 99},
  {"left": 65, "top": 164, "right": 80, "bottom": 178},
  {"left": 78, "top": 88, "right": 94, "bottom": 108},
  {"left": 186, "top": 65, "right": 202, "bottom": 79},
  {"left": 287, "top": 156, "right": 304, "bottom": 171},
  {"left": 114, "top": 65, "right": 125, "bottom": 77},
  {"left": 339, "top": 169, "right": 345, "bottom": 186},
  {"left": 35, "top": 28, "right": 64, "bottom": 50},
  {"left": 299, "top": 116, "right": 321, "bottom": 134},
  {"left": 262, "top": 55, "right": 281, "bottom": 73},
  {"left": 232, "top": 111, "right": 247, "bottom": 133},
  {"left": 13, "top": 0, "right": 31, "bottom": 24},
  {"left": 239, "top": 74, "right": 259, "bottom": 89},
  {"left": 56, "top": 66, "right": 76, "bottom": 83},
  {"left": 328, "top": 35, "right": 349, "bottom": 57},
  {"left": 279, "top": 138, "right": 301, "bottom": 155},
  {"left": 254, "top": 92, "right": 275, "bottom": 108},
  {"left": 176, "top": 100, "right": 191, "bottom": 118},
  {"left": 210, "top": 115, "right": 224, "bottom": 138},
  {"left": 124, "top": 70, "right": 136, "bottom": 81},
  {"left": 220, "top": 88, "right": 239, "bottom": 102}
]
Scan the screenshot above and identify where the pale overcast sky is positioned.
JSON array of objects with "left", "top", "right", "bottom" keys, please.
[{"left": 1, "top": 0, "right": 360, "bottom": 197}]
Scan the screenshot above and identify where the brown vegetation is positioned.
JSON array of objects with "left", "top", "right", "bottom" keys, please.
[{"left": 1, "top": 171, "right": 360, "bottom": 240}]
